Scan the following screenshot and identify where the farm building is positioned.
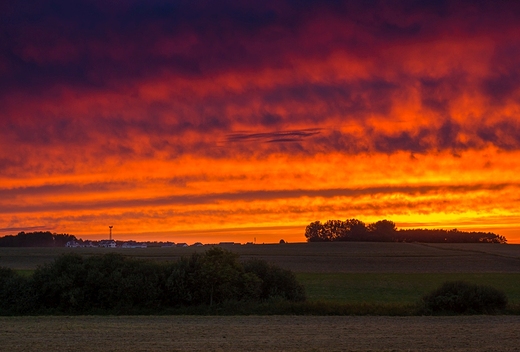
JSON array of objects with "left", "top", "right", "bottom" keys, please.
[
  {"left": 122, "top": 241, "right": 147, "bottom": 248},
  {"left": 65, "top": 240, "right": 80, "bottom": 248},
  {"left": 98, "top": 240, "right": 117, "bottom": 248}
]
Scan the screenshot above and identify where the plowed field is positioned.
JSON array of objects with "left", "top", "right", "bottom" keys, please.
[{"left": 1, "top": 315, "right": 519, "bottom": 352}]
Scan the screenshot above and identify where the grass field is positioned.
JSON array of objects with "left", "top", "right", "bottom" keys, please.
[
  {"left": 298, "top": 272, "right": 520, "bottom": 304},
  {"left": 0, "top": 315, "right": 519, "bottom": 352}
]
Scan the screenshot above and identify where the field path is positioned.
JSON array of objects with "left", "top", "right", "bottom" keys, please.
[{"left": 1, "top": 315, "right": 519, "bottom": 352}]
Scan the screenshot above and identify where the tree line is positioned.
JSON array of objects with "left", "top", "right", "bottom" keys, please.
[
  {"left": 0, "top": 247, "right": 305, "bottom": 315},
  {"left": 305, "top": 219, "right": 507, "bottom": 243},
  {"left": 0, "top": 231, "right": 76, "bottom": 247}
]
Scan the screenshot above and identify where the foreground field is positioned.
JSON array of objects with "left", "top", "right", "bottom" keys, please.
[{"left": 1, "top": 315, "right": 519, "bottom": 352}]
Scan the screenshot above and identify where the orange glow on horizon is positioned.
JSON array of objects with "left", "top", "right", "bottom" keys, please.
[{"left": 2, "top": 149, "right": 519, "bottom": 244}]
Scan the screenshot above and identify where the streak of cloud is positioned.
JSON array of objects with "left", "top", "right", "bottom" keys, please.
[
  {"left": 227, "top": 129, "right": 321, "bottom": 143},
  {"left": 1, "top": 182, "right": 517, "bottom": 214}
]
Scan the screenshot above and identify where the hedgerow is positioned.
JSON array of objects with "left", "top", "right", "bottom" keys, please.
[{"left": 0, "top": 247, "right": 306, "bottom": 315}]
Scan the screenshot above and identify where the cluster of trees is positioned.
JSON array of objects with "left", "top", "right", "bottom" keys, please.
[
  {"left": 0, "top": 247, "right": 305, "bottom": 315},
  {"left": 305, "top": 219, "right": 507, "bottom": 243},
  {"left": 0, "top": 231, "right": 77, "bottom": 247}
]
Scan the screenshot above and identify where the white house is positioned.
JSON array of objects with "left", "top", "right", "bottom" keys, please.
[
  {"left": 98, "top": 239, "right": 117, "bottom": 248},
  {"left": 65, "top": 240, "right": 80, "bottom": 248}
]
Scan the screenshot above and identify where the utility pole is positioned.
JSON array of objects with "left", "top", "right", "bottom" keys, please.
[{"left": 109, "top": 226, "right": 113, "bottom": 240}]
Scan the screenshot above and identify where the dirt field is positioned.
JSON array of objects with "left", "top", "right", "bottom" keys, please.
[
  {"left": 250, "top": 242, "right": 520, "bottom": 273},
  {"left": 1, "top": 315, "right": 519, "bottom": 352},
  {"left": 1, "top": 242, "right": 519, "bottom": 273}
]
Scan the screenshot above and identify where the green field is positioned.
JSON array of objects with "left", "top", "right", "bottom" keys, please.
[{"left": 298, "top": 272, "right": 520, "bottom": 304}]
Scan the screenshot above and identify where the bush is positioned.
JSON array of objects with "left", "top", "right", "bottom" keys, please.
[
  {"left": 166, "top": 247, "right": 260, "bottom": 306},
  {"left": 31, "top": 253, "right": 170, "bottom": 313},
  {"left": 165, "top": 248, "right": 305, "bottom": 307},
  {"left": 420, "top": 281, "right": 508, "bottom": 315},
  {"left": 0, "top": 267, "right": 35, "bottom": 314},
  {"left": 80, "top": 253, "right": 169, "bottom": 311},
  {"left": 243, "top": 259, "right": 306, "bottom": 302}
]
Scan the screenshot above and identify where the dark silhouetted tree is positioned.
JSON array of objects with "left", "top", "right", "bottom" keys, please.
[
  {"left": 304, "top": 218, "right": 505, "bottom": 243},
  {"left": 0, "top": 231, "right": 77, "bottom": 247},
  {"left": 305, "top": 221, "right": 325, "bottom": 242},
  {"left": 367, "top": 220, "right": 397, "bottom": 241},
  {"left": 342, "top": 218, "right": 367, "bottom": 241}
]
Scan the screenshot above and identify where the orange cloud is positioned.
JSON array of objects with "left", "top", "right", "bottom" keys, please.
[{"left": 2, "top": 1, "right": 520, "bottom": 243}]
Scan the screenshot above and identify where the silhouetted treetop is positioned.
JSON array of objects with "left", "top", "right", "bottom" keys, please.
[
  {"left": 0, "top": 231, "right": 76, "bottom": 247},
  {"left": 304, "top": 219, "right": 507, "bottom": 243}
]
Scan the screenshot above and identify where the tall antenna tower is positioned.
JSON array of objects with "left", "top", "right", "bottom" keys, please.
[{"left": 109, "top": 226, "right": 113, "bottom": 240}]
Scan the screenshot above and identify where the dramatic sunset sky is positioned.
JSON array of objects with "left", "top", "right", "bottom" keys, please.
[{"left": 1, "top": 0, "right": 520, "bottom": 244}]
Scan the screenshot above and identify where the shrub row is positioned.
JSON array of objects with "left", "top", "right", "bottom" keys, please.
[{"left": 0, "top": 247, "right": 305, "bottom": 315}]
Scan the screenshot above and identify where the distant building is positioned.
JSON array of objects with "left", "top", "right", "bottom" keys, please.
[
  {"left": 84, "top": 241, "right": 97, "bottom": 247},
  {"left": 176, "top": 243, "right": 188, "bottom": 247},
  {"left": 98, "top": 240, "right": 117, "bottom": 248},
  {"left": 122, "top": 241, "right": 147, "bottom": 248},
  {"left": 65, "top": 240, "right": 80, "bottom": 248}
]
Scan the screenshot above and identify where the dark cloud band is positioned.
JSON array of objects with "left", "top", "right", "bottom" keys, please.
[{"left": 1, "top": 182, "right": 516, "bottom": 214}]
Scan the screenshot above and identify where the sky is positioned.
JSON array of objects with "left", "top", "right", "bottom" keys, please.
[{"left": 1, "top": 0, "right": 520, "bottom": 244}]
